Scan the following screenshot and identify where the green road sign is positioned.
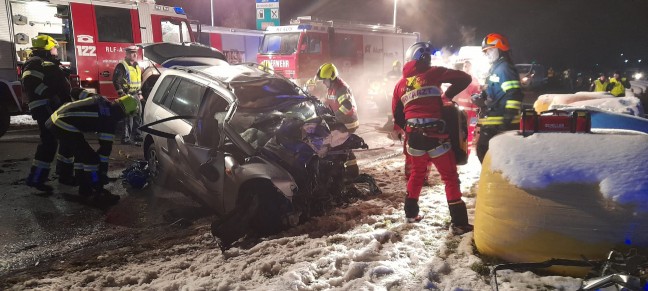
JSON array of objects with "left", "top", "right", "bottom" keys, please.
[{"left": 256, "top": 0, "right": 280, "bottom": 30}]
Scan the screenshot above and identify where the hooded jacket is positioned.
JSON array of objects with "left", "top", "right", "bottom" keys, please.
[{"left": 392, "top": 60, "right": 471, "bottom": 130}]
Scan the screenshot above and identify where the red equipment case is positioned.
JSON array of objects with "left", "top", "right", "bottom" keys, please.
[{"left": 520, "top": 109, "right": 591, "bottom": 137}]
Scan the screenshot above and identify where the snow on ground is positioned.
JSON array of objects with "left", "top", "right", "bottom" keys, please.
[
  {"left": 6, "top": 146, "right": 588, "bottom": 291},
  {"left": 10, "top": 115, "right": 37, "bottom": 126}
]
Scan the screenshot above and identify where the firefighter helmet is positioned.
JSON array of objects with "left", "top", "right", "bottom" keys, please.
[
  {"left": 393, "top": 60, "right": 402, "bottom": 69},
  {"left": 258, "top": 60, "right": 274, "bottom": 72},
  {"left": 405, "top": 42, "right": 433, "bottom": 63},
  {"left": 481, "top": 33, "right": 510, "bottom": 52},
  {"left": 31, "top": 35, "right": 59, "bottom": 51},
  {"left": 117, "top": 95, "right": 139, "bottom": 116},
  {"left": 316, "top": 63, "right": 338, "bottom": 80}
]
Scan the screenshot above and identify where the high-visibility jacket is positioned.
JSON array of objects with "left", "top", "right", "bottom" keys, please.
[
  {"left": 325, "top": 78, "right": 359, "bottom": 131},
  {"left": 22, "top": 55, "right": 71, "bottom": 111},
  {"left": 113, "top": 60, "right": 141, "bottom": 95},
  {"left": 479, "top": 57, "right": 523, "bottom": 126},
  {"left": 609, "top": 77, "right": 630, "bottom": 97},
  {"left": 592, "top": 79, "right": 609, "bottom": 92}
]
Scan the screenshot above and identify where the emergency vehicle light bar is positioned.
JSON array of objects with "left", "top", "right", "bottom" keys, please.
[{"left": 174, "top": 7, "right": 185, "bottom": 15}]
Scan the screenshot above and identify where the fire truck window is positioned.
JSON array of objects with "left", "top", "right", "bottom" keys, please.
[
  {"left": 169, "top": 79, "right": 207, "bottom": 117},
  {"left": 94, "top": 6, "right": 134, "bottom": 43},
  {"left": 302, "top": 35, "right": 322, "bottom": 54},
  {"left": 334, "top": 37, "right": 356, "bottom": 57},
  {"left": 259, "top": 33, "right": 299, "bottom": 54},
  {"left": 161, "top": 20, "right": 190, "bottom": 43}
]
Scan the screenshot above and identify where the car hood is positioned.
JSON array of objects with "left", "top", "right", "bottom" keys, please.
[{"left": 139, "top": 42, "right": 227, "bottom": 67}]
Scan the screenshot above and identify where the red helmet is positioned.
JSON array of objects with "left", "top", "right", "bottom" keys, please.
[{"left": 481, "top": 33, "right": 510, "bottom": 52}]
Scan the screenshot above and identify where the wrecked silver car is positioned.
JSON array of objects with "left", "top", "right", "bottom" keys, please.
[{"left": 139, "top": 45, "right": 379, "bottom": 248}]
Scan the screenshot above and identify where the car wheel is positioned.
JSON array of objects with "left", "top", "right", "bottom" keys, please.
[
  {"left": 249, "top": 189, "right": 287, "bottom": 236},
  {"left": 146, "top": 143, "right": 165, "bottom": 184},
  {"left": 0, "top": 106, "right": 9, "bottom": 138}
]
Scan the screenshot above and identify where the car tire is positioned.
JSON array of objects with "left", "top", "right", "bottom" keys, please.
[
  {"left": 249, "top": 189, "right": 286, "bottom": 236},
  {"left": 0, "top": 106, "right": 9, "bottom": 138},
  {"left": 146, "top": 142, "right": 165, "bottom": 185}
]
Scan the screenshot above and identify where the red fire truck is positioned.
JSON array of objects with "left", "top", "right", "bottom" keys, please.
[
  {"left": 0, "top": 0, "right": 195, "bottom": 136},
  {"left": 257, "top": 17, "right": 419, "bottom": 99}
]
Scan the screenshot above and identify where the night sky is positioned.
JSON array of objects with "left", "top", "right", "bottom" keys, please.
[{"left": 159, "top": 0, "right": 648, "bottom": 73}]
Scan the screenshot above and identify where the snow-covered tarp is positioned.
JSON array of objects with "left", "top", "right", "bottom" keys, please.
[{"left": 490, "top": 130, "right": 648, "bottom": 210}]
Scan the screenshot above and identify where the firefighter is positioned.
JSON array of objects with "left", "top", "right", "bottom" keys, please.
[
  {"left": 46, "top": 93, "right": 139, "bottom": 203},
  {"left": 392, "top": 41, "right": 473, "bottom": 234},
  {"left": 23, "top": 34, "right": 72, "bottom": 192},
  {"left": 608, "top": 71, "right": 631, "bottom": 97},
  {"left": 316, "top": 63, "right": 360, "bottom": 180},
  {"left": 113, "top": 46, "right": 143, "bottom": 145},
  {"left": 471, "top": 33, "right": 523, "bottom": 163}
]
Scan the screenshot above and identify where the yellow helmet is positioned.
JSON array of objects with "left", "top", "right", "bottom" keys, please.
[
  {"left": 392, "top": 60, "right": 402, "bottom": 68},
  {"left": 258, "top": 60, "right": 274, "bottom": 72},
  {"left": 31, "top": 35, "right": 59, "bottom": 51},
  {"left": 316, "top": 63, "right": 338, "bottom": 81},
  {"left": 117, "top": 95, "right": 139, "bottom": 116}
]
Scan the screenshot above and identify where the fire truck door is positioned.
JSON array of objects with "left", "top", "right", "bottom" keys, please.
[{"left": 71, "top": 3, "right": 142, "bottom": 98}]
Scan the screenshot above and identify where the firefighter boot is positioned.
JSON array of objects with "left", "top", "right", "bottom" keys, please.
[
  {"left": 99, "top": 162, "right": 110, "bottom": 186},
  {"left": 89, "top": 171, "right": 120, "bottom": 205},
  {"left": 26, "top": 166, "right": 54, "bottom": 192},
  {"left": 404, "top": 197, "right": 423, "bottom": 223},
  {"left": 56, "top": 160, "right": 77, "bottom": 186},
  {"left": 448, "top": 199, "right": 473, "bottom": 235}
]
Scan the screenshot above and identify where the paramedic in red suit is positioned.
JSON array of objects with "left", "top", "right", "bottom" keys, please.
[{"left": 392, "top": 42, "right": 473, "bottom": 234}]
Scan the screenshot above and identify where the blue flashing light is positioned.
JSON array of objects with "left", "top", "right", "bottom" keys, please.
[
  {"left": 174, "top": 7, "right": 186, "bottom": 15},
  {"left": 433, "top": 50, "right": 442, "bottom": 57},
  {"left": 625, "top": 238, "right": 632, "bottom": 245},
  {"left": 297, "top": 24, "right": 312, "bottom": 30}
]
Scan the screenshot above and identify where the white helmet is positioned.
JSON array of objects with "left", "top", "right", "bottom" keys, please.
[{"left": 405, "top": 42, "right": 433, "bottom": 63}]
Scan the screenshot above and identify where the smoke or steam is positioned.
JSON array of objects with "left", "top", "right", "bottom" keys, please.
[{"left": 460, "top": 26, "right": 477, "bottom": 46}]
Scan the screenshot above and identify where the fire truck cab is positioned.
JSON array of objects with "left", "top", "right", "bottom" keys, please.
[
  {"left": 257, "top": 17, "right": 419, "bottom": 104},
  {"left": 0, "top": 0, "right": 194, "bottom": 136}
]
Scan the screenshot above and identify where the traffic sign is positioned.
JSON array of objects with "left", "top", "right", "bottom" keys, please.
[{"left": 256, "top": 0, "right": 279, "bottom": 30}]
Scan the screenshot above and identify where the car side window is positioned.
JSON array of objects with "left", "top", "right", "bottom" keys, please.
[
  {"left": 168, "top": 79, "right": 206, "bottom": 116},
  {"left": 152, "top": 76, "right": 175, "bottom": 105},
  {"left": 203, "top": 88, "right": 230, "bottom": 124},
  {"left": 194, "top": 88, "right": 230, "bottom": 148}
]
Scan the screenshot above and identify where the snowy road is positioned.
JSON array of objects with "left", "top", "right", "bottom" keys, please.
[{"left": 0, "top": 118, "right": 584, "bottom": 290}]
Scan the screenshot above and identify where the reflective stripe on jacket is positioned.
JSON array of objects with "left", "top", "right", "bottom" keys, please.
[{"left": 479, "top": 57, "right": 523, "bottom": 126}]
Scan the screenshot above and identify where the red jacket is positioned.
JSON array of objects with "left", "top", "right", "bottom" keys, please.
[{"left": 392, "top": 61, "right": 471, "bottom": 130}]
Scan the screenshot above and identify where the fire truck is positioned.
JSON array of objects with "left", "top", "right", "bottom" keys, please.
[
  {"left": 197, "top": 25, "right": 263, "bottom": 65},
  {"left": 0, "top": 0, "right": 195, "bottom": 137},
  {"left": 256, "top": 17, "right": 419, "bottom": 103}
]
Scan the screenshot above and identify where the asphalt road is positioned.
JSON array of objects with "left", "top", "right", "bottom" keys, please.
[{"left": 0, "top": 126, "right": 209, "bottom": 282}]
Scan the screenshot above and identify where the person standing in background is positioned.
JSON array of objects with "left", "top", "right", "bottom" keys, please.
[{"left": 113, "top": 46, "right": 143, "bottom": 145}]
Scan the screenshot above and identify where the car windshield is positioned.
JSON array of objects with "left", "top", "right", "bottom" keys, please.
[
  {"left": 259, "top": 33, "right": 300, "bottom": 55},
  {"left": 227, "top": 77, "right": 318, "bottom": 150}
]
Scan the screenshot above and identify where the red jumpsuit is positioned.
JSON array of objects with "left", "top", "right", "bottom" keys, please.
[{"left": 392, "top": 61, "right": 471, "bottom": 202}]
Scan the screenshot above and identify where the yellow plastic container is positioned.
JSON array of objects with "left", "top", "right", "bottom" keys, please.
[{"left": 474, "top": 153, "right": 648, "bottom": 277}]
